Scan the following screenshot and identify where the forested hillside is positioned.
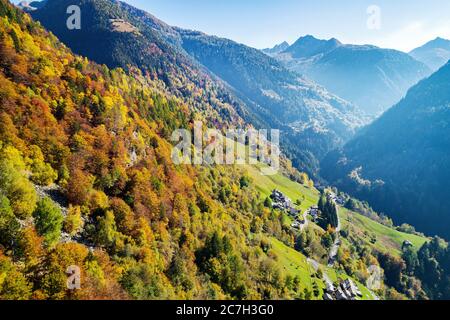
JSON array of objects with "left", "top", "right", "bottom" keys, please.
[
  {"left": 31, "top": 0, "right": 367, "bottom": 177},
  {"left": 0, "top": 0, "right": 318, "bottom": 299},
  {"left": 178, "top": 29, "right": 366, "bottom": 173},
  {"left": 2, "top": 0, "right": 450, "bottom": 301},
  {"left": 321, "top": 59, "right": 450, "bottom": 241},
  {"left": 31, "top": 0, "right": 250, "bottom": 131}
]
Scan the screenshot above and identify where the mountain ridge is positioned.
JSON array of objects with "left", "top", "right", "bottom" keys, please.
[
  {"left": 321, "top": 60, "right": 450, "bottom": 239},
  {"left": 276, "top": 35, "right": 431, "bottom": 116},
  {"left": 177, "top": 28, "right": 368, "bottom": 175},
  {"left": 410, "top": 37, "right": 450, "bottom": 71},
  {"left": 262, "top": 41, "right": 290, "bottom": 56},
  {"left": 30, "top": 0, "right": 367, "bottom": 177},
  {"left": 282, "top": 35, "right": 342, "bottom": 59}
]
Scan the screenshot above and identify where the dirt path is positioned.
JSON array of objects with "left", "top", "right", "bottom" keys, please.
[{"left": 300, "top": 211, "right": 309, "bottom": 232}]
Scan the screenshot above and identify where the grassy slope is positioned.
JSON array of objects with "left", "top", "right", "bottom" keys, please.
[
  {"left": 243, "top": 163, "right": 319, "bottom": 213},
  {"left": 232, "top": 138, "right": 318, "bottom": 213},
  {"left": 270, "top": 238, "right": 373, "bottom": 300},
  {"left": 340, "top": 207, "right": 428, "bottom": 256},
  {"left": 242, "top": 162, "right": 428, "bottom": 255},
  {"left": 269, "top": 238, "right": 321, "bottom": 295},
  {"left": 243, "top": 164, "right": 375, "bottom": 298},
  {"left": 243, "top": 163, "right": 428, "bottom": 300}
]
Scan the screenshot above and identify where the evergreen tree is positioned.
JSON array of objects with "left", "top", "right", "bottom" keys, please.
[{"left": 318, "top": 193, "right": 339, "bottom": 230}]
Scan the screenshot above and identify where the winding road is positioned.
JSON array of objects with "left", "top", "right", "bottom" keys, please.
[{"left": 299, "top": 210, "right": 309, "bottom": 232}]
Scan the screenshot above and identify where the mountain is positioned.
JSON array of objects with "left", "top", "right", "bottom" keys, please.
[
  {"left": 16, "top": 0, "right": 46, "bottom": 11},
  {"left": 277, "top": 35, "right": 431, "bottom": 116},
  {"left": 177, "top": 30, "right": 366, "bottom": 138},
  {"left": 30, "top": 0, "right": 367, "bottom": 177},
  {"left": 30, "top": 0, "right": 250, "bottom": 130},
  {"left": 176, "top": 30, "right": 367, "bottom": 175},
  {"left": 2, "top": 0, "right": 447, "bottom": 301},
  {"left": 282, "top": 35, "right": 341, "bottom": 59},
  {"left": 410, "top": 37, "right": 450, "bottom": 72},
  {"left": 321, "top": 61, "right": 450, "bottom": 239},
  {"left": 0, "top": 0, "right": 396, "bottom": 301},
  {"left": 261, "top": 41, "right": 289, "bottom": 56},
  {"left": 1, "top": 0, "right": 330, "bottom": 300}
]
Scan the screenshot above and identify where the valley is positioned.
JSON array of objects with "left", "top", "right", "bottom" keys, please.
[
  {"left": 239, "top": 155, "right": 430, "bottom": 299},
  {"left": 1, "top": 0, "right": 450, "bottom": 302},
  {"left": 269, "top": 35, "right": 431, "bottom": 116}
]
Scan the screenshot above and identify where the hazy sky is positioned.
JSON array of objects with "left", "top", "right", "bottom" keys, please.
[
  {"left": 12, "top": 0, "right": 450, "bottom": 52},
  {"left": 122, "top": 0, "right": 450, "bottom": 52}
]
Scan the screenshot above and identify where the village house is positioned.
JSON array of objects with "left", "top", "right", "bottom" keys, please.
[
  {"left": 271, "top": 189, "right": 299, "bottom": 217},
  {"left": 326, "top": 282, "right": 335, "bottom": 293},
  {"left": 323, "top": 292, "right": 334, "bottom": 301},
  {"left": 325, "top": 191, "right": 346, "bottom": 206},
  {"left": 308, "top": 206, "right": 319, "bottom": 222},
  {"left": 402, "top": 240, "right": 414, "bottom": 251},
  {"left": 291, "top": 220, "right": 302, "bottom": 230},
  {"left": 323, "top": 279, "right": 363, "bottom": 301},
  {"left": 291, "top": 214, "right": 307, "bottom": 230}
]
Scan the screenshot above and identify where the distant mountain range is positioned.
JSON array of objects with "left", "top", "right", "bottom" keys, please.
[
  {"left": 178, "top": 29, "right": 366, "bottom": 149},
  {"left": 30, "top": 0, "right": 367, "bottom": 176},
  {"left": 16, "top": 0, "right": 46, "bottom": 11},
  {"left": 321, "top": 60, "right": 450, "bottom": 239},
  {"left": 410, "top": 37, "right": 450, "bottom": 72},
  {"left": 283, "top": 35, "right": 341, "bottom": 59},
  {"left": 262, "top": 41, "right": 289, "bottom": 56},
  {"left": 273, "top": 35, "right": 431, "bottom": 116}
]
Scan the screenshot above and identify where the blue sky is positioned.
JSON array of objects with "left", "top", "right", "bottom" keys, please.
[
  {"left": 123, "top": 0, "right": 450, "bottom": 52},
  {"left": 13, "top": 0, "right": 450, "bottom": 52}
]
